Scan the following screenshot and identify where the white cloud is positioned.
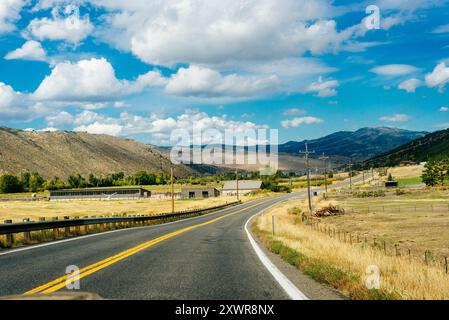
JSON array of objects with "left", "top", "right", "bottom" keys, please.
[
  {"left": 398, "top": 78, "right": 423, "bottom": 93},
  {"left": 0, "top": 82, "right": 53, "bottom": 121},
  {"left": 440, "top": 107, "right": 449, "bottom": 112},
  {"left": 380, "top": 114, "right": 411, "bottom": 122},
  {"left": 0, "top": 0, "right": 26, "bottom": 34},
  {"left": 282, "top": 108, "right": 305, "bottom": 116},
  {"left": 45, "top": 111, "right": 74, "bottom": 127},
  {"left": 432, "top": 23, "right": 449, "bottom": 34},
  {"left": 425, "top": 62, "right": 449, "bottom": 91},
  {"left": 4, "top": 40, "right": 47, "bottom": 62},
  {"left": 75, "top": 122, "right": 124, "bottom": 137},
  {"left": 66, "top": 109, "right": 268, "bottom": 145},
  {"left": 304, "top": 76, "right": 339, "bottom": 97},
  {"left": 79, "top": 0, "right": 373, "bottom": 68},
  {"left": 370, "top": 64, "right": 419, "bottom": 76},
  {"left": 33, "top": 58, "right": 166, "bottom": 102},
  {"left": 165, "top": 65, "right": 280, "bottom": 98},
  {"left": 26, "top": 5, "right": 93, "bottom": 44},
  {"left": 281, "top": 116, "right": 323, "bottom": 128}
]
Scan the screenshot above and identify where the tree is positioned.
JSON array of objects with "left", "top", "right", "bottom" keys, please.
[
  {"left": 29, "top": 172, "right": 44, "bottom": 192},
  {"left": 422, "top": 159, "right": 449, "bottom": 186},
  {"left": 387, "top": 173, "right": 394, "bottom": 182},
  {"left": 0, "top": 174, "right": 23, "bottom": 193}
]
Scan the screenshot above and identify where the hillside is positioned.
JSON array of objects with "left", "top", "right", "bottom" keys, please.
[
  {"left": 365, "top": 128, "right": 449, "bottom": 167},
  {"left": 0, "top": 127, "right": 196, "bottom": 180},
  {"left": 278, "top": 127, "right": 427, "bottom": 159}
]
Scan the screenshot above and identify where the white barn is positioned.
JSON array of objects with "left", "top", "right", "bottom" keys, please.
[{"left": 221, "top": 180, "right": 264, "bottom": 196}]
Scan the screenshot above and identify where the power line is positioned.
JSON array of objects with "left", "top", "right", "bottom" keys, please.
[{"left": 300, "top": 143, "right": 315, "bottom": 212}]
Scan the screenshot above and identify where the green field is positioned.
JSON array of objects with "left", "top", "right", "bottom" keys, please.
[{"left": 397, "top": 176, "right": 423, "bottom": 187}]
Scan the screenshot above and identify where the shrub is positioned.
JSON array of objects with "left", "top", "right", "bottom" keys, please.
[{"left": 0, "top": 174, "right": 23, "bottom": 193}]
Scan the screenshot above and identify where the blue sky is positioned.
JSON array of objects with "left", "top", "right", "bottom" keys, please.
[{"left": 1, "top": 0, "right": 449, "bottom": 145}]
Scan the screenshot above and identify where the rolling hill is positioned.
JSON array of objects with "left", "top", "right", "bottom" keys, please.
[
  {"left": 365, "top": 128, "right": 449, "bottom": 167},
  {"left": 278, "top": 127, "right": 427, "bottom": 159},
  {"left": 0, "top": 127, "right": 197, "bottom": 180}
]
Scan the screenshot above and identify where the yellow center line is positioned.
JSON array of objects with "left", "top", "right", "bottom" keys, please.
[{"left": 24, "top": 199, "right": 272, "bottom": 295}]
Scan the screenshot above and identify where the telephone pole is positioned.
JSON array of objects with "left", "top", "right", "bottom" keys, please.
[
  {"left": 235, "top": 170, "right": 240, "bottom": 201},
  {"left": 349, "top": 158, "right": 353, "bottom": 191},
  {"left": 319, "top": 153, "right": 329, "bottom": 195},
  {"left": 300, "top": 143, "right": 315, "bottom": 212},
  {"left": 170, "top": 167, "right": 175, "bottom": 213}
]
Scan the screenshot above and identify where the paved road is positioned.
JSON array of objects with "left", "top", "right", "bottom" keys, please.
[{"left": 0, "top": 177, "right": 362, "bottom": 299}]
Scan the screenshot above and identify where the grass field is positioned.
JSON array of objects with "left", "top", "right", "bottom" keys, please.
[
  {"left": 321, "top": 189, "right": 449, "bottom": 259},
  {"left": 397, "top": 176, "right": 423, "bottom": 187},
  {"left": 0, "top": 195, "right": 251, "bottom": 222},
  {"left": 386, "top": 164, "right": 425, "bottom": 179},
  {"left": 254, "top": 193, "right": 449, "bottom": 299}
]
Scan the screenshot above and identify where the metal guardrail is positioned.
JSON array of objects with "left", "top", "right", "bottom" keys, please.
[{"left": 0, "top": 201, "right": 242, "bottom": 235}]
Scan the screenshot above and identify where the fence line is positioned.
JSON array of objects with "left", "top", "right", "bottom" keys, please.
[{"left": 302, "top": 215, "right": 449, "bottom": 275}]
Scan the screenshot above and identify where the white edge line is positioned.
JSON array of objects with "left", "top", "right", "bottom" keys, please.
[
  {"left": 0, "top": 199, "right": 258, "bottom": 257},
  {"left": 245, "top": 200, "right": 309, "bottom": 301}
]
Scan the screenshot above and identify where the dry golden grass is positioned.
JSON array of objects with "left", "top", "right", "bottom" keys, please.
[
  {"left": 255, "top": 197, "right": 449, "bottom": 300},
  {"left": 387, "top": 164, "right": 425, "bottom": 179},
  {"left": 321, "top": 189, "right": 449, "bottom": 259},
  {"left": 0, "top": 195, "right": 250, "bottom": 222}
]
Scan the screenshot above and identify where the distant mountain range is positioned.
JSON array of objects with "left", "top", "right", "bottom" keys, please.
[
  {"left": 365, "top": 128, "right": 449, "bottom": 167},
  {"left": 278, "top": 127, "right": 428, "bottom": 159},
  {"left": 0, "top": 126, "right": 432, "bottom": 178}
]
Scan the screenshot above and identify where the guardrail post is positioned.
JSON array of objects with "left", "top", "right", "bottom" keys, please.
[
  {"left": 23, "top": 218, "right": 31, "bottom": 243},
  {"left": 64, "top": 216, "right": 71, "bottom": 235},
  {"left": 52, "top": 217, "right": 59, "bottom": 238},
  {"left": 4, "top": 220, "right": 14, "bottom": 247}
]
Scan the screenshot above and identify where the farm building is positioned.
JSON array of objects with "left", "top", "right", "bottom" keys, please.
[
  {"left": 181, "top": 187, "right": 220, "bottom": 199},
  {"left": 221, "top": 180, "right": 264, "bottom": 196},
  {"left": 49, "top": 187, "right": 151, "bottom": 201}
]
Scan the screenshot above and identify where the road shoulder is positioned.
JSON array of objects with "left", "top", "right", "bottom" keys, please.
[{"left": 249, "top": 224, "right": 346, "bottom": 300}]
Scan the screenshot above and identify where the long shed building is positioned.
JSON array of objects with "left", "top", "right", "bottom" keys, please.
[
  {"left": 221, "top": 180, "right": 264, "bottom": 196},
  {"left": 49, "top": 187, "right": 151, "bottom": 201}
]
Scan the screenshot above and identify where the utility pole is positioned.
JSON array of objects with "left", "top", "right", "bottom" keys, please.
[
  {"left": 235, "top": 170, "right": 240, "bottom": 201},
  {"left": 319, "top": 153, "right": 329, "bottom": 195},
  {"left": 349, "top": 158, "right": 353, "bottom": 191},
  {"left": 300, "top": 143, "right": 315, "bottom": 212},
  {"left": 362, "top": 170, "right": 365, "bottom": 185},
  {"left": 171, "top": 167, "right": 175, "bottom": 213}
]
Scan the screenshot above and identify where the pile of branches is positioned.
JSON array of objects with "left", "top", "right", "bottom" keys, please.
[{"left": 314, "top": 205, "right": 345, "bottom": 217}]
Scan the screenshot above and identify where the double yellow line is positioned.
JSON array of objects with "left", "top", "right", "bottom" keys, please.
[{"left": 24, "top": 200, "right": 268, "bottom": 295}]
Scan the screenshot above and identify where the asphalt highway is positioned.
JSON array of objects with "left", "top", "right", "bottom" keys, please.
[{"left": 0, "top": 177, "right": 362, "bottom": 299}]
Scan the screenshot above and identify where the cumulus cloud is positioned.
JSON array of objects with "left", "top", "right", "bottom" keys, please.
[
  {"left": 425, "top": 62, "right": 449, "bottom": 91},
  {"left": 439, "top": 106, "right": 449, "bottom": 112},
  {"left": 59, "top": 109, "right": 268, "bottom": 144},
  {"left": 4, "top": 40, "right": 47, "bottom": 62},
  {"left": 370, "top": 64, "right": 419, "bottom": 76},
  {"left": 33, "top": 58, "right": 166, "bottom": 102},
  {"left": 304, "top": 77, "right": 339, "bottom": 97},
  {"left": 0, "top": 82, "right": 51, "bottom": 121},
  {"left": 0, "top": 0, "right": 26, "bottom": 34},
  {"left": 281, "top": 116, "right": 323, "bottom": 128},
  {"left": 165, "top": 65, "right": 279, "bottom": 98},
  {"left": 380, "top": 114, "right": 411, "bottom": 122},
  {"left": 398, "top": 78, "right": 423, "bottom": 93},
  {"left": 26, "top": 5, "right": 93, "bottom": 44}
]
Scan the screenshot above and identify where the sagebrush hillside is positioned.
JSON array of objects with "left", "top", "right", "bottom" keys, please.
[
  {"left": 0, "top": 127, "right": 196, "bottom": 179},
  {"left": 365, "top": 128, "right": 449, "bottom": 167}
]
